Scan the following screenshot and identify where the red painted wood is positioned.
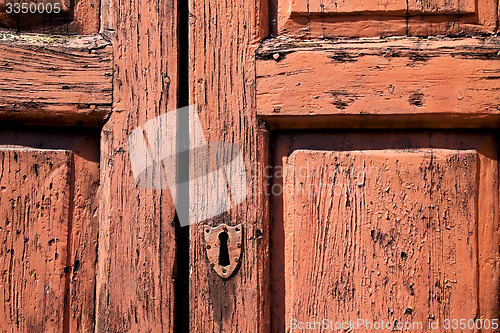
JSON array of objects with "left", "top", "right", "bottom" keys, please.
[
  {"left": 277, "top": 0, "right": 497, "bottom": 37},
  {"left": 188, "top": 0, "right": 271, "bottom": 331},
  {"left": 257, "top": 37, "right": 500, "bottom": 130},
  {"left": 272, "top": 132, "right": 500, "bottom": 332},
  {"left": 95, "top": 0, "right": 179, "bottom": 331},
  {"left": 284, "top": 149, "right": 479, "bottom": 327},
  {"left": 0, "top": 148, "right": 71, "bottom": 332},
  {"left": 0, "top": 35, "right": 112, "bottom": 127}
]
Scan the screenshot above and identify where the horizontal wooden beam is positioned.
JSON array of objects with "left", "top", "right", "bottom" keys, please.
[
  {"left": 256, "top": 37, "right": 500, "bottom": 129},
  {"left": 0, "top": 33, "right": 112, "bottom": 127}
]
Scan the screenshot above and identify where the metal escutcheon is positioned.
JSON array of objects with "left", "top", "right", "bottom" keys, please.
[{"left": 203, "top": 223, "right": 242, "bottom": 279}]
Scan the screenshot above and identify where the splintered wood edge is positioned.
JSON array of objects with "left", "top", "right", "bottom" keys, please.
[
  {"left": 0, "top": 32, "right": 111, "bottom": 49},
  {"left": 257, "top": 36, "right": 500, "bottom": 57},
  {"left": 0, "top": 33, "right": 112, "bottom": 127}
]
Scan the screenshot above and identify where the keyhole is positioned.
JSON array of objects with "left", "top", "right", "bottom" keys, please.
[{"left": 218, "top": 232, "right": 230, "bottom": 267}]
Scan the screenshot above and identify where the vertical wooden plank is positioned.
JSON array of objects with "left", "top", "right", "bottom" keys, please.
[
  {"left": 65, "top": 136, "right": 100, "bottom": 333},
  {"left": 95, "top": 0, "right": 179, "bottom": 331},
  {"left": 0, "top": 149, "right": 72, "bottom": 332},
  {"left": 283, "top": 149, "right": 480, "bottom": 329},
  {"left": 189, "top": 0, "right": 270, "bottom": 331}
]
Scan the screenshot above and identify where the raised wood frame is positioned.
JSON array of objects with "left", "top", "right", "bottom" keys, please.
[
  {"left": 1, "top": 0, "right": 498, "bottom": 331},
  {"left": 0, "top": 33, "right": 112, "bottom": 127},
  {"left": 277, "top": 0, "right": 499, "bottom": 38},
  {"left": 259, "top": 35, "right": 500, "bottom": 332},
  {"left": 257, "top": 36, "right": 500, "bottom": 130},
  {"left": 0, "top": 129, "right": 101, "bottom": 332},
  {"left": 270, "top": 131, "right": 500, "bottom": 331}
]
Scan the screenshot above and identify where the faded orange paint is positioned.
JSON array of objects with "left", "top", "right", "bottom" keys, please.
[
  {"left": 0, "top": 35, "right": 112, "bottom": 127},
  {"left": 0, "top": 0, "right": 498, "bottom": 331}
]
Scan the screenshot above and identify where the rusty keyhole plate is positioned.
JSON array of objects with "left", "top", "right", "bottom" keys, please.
[{"left": 204, "top": 224, "right": 242, "bottom": 279}]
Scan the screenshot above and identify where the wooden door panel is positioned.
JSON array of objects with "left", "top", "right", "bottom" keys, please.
[
  {"left": 283, "top": 149, "right": 478, "bottom": 327},
  {"left": 95, "top": 0, "right": 180, "bottom": 329},
  {"left": 271, "top": 131, "right": 499, "bottom": 332},
  {"left": 188, "top": 0, "right": 270, "bottom": 331},
  {"left": 408, "top": 0, "right": 475, "bottom": 14},
  {"left": 0, "top": 148, "right": 72, "bottom": 332}
]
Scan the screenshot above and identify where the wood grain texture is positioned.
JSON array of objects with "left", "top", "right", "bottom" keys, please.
[
  {"left": 284, "top": 149, "right": 479, "bottom": 328},
  {"left": 0, "top": 131, "right": 101, "bottom": 333},
  {"left": 272, "top": 131, "right": 499, "bottom": 332},
  {"left": 95, "top": 0, "right": 179, "bottom": 331},
  {"left": 0, "top": 33, "right": 112, "bottom": 127},
  {"left": 0, "top": 148, "right": 72, "bottom": 332},
  {"left": 286, "top": 0, "right": 407, "bottom": 14},
  {"left": 277, "top": 0, "right": 496, "bottom": 37},
  {"left": 408, "top": 0, "right": 476, "bottom": 14},
  {"left": 189, "top": 0, "right": 270, "bottom": 331},
  {"left": 257, "top": 37, "right": 500, "bottom": 130}
]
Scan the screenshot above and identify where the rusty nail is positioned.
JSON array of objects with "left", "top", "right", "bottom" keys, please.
[
  {"left": 237, "top": 243, "right": 241, "bottom": 248},
  {"left": 210, "top": 262, "right": 214, "bottom": 268},
  {"left": 234, "top": 257, "right": 239, "bottom": 262},
  {"left": 273, "top": 53, "right": 280, "bottom": 60},
  {"left": 206, "top": 229, "right": 210, "bottom": 233},
  {"left": 273, "top": 106, "right": 282, "bottom": 113},
  {"left": 222, "top": 269, "right": 227, "bottom": 273},
  {"left": 206, "top": 244, "right": 211, "bottom": 249}
]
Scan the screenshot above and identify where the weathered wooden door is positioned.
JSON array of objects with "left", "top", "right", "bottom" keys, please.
[{"left": 1, "top": 0, "right": 499, "bottom": 331}]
